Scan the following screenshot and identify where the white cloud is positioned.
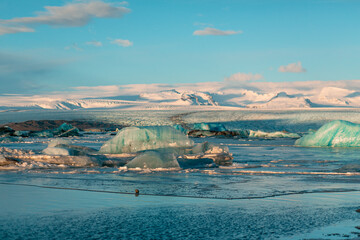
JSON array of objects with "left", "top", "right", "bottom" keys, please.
[
  {"left": 111, "top": 39, "right": 133, "bottom": 47},
  {"left": 0, "top": 1, "right": 130, "bottom": 35},
  {"left": 225, "top": 73, "right": 264, "bottom": 82},
  {"left": 85, "top": 41, "right": 102, "bottom": 47},
  {"left": 278, "top": 62, "right": 306, "bottom": 73},
  {"left": 0, "top": 25, "right": 34, "bottom": 35},
  {"left": 193, "top": 27, "right": 242, "bottom": 36}
]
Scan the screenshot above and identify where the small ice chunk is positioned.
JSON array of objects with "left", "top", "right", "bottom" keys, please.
[
  {"left": 126, "top": 151, "right": 180, "bottom": 169},
  {"left": 184, "top": 142, "right": 233, "bottom": 166},
  {"left": 43, "top": 147, "right": 71, "bottom": 156},
  {"left": 30, "top": 130, "right": 54, "bottom": 138},
  {"left": 48, "top": 139, "right": 70, "bottom": 147},
  {"left": 296, "top": 120, "right": 360, "bottom": 147},
  {"left": 100, "top": 126, "right": 194, "bottom": 154},
  {"left": 191, "top": 142, "right": 230, "bottom": 154}
]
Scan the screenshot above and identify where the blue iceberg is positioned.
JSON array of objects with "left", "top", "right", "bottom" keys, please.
[
  {"left": 295, "top": 120, "right": 360, "bottom": 147},
  {"left": 52, "top": 123, "right": 80, "bottom": 137},
  {"left": 172, "top": 124, "right": 188, "bottom": 134},
  {"left": 192, "top": 123, "right": 227, "bottom": 132},
  {"left": 100, "top": 126, "right": 194, "bottom": 154},
  {"left": 29, "top": 123, "right": 80, "bottom": 138}
]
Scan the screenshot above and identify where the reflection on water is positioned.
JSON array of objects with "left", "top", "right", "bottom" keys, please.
[{"left": 1, "top": 136, "right": 360, "bottom": 238}]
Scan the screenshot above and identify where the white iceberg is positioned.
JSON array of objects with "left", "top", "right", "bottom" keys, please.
[
  {"left": 42, "top": 139, "right": 98, "bottom": 158},
  {"left": 100, "top": 126, "right": 194, "bottom": 154},
  {"left": 126, "top": 151, "right": 180, "bottom": 169},
  {"left": 249, "top": 130, "right": 300, "bottom": 138},
  {"left": 295, "top": 120, "right": 360, "bottom": 147},
  {"left": 43, "top": 147, "right": 72, "bottom": 156}
]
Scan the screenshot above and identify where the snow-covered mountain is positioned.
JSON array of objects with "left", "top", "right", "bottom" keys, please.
[
  {"left": 246, "top": 92, "right": 314, "bottom": 109},
  {"left": 2, "top": 79, "right": 360, "bottom": 110}
]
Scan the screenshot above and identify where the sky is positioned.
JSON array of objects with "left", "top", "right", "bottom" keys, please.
[{"left": 0, "top": 0, "right": 359, "bottom": 95}]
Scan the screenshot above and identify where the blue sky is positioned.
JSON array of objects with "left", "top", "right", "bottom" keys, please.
[{"left": 0, "top": 0, "right": 359, "bottom": 94}]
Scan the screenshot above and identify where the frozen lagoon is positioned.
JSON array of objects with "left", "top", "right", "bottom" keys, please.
[{"left": 1, "top": 109, "right": 360, "bottom": 239}]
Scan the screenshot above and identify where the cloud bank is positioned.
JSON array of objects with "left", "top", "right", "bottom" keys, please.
[{"left": 193, "top": 27, "right": 242, "bottom": 36}]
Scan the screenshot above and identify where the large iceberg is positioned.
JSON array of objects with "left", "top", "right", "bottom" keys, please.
[
  {"left": 100, "top": 126, "right": 194, "bottom": 154},
  {"left": 295, "top": 120, "right": 360, "bottom": 147}
]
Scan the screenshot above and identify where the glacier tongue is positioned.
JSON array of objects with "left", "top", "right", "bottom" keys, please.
[
  {"left": 99, "top": 126, "right": 194, "bottom": 154},
  {"left": 295, "top": 120, "right": 360, "bottom": 147}
]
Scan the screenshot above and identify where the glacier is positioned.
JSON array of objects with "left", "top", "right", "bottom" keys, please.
[
  {"left": 295, "top": 120, "right": 360, "bottom": 147},
  {"left": 100, "top": 126, "right": 194, "bottom": 154}
]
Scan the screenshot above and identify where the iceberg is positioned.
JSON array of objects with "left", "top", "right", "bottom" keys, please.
[
  {"left": 28, "top": 123, "right": 80, "bottom": 138},
  {"left": 43, "top": 147, "right": 72, "bottom": 156},
  {"left": 192, "top": 123, "right": 227, "bottom": 132},
  {"left": 126, "top": 151, "right": 180, "bottom": 169},
  {"left": 0, "top": 126, "right": 15, "bottom": 137},
  {"left": 189, "top": 122, "right": 249, "bottom": 138},
  {"left": 30, "top": 130, "right": 54, "bottom": 138},
  {"left": 100, "top": 126, "right": 194, "bottom": 154},
  {"left": 179, "top": 142, "right": 233, "bottom": 166},
  {"left": 295, "top": 120, "right": 360, "bottom": 147},
  {"left": 43, "top": 139, "right": 97, "bottom": 156},
  {"left": 172, "top": 124, "right": 188, "bottom": 134},
  {"left": 249, "top": 130, "right": 300, "bottom": 138},
  {"left": 13, "top": 130, "right": 29, "bottom": 137},
  {"left": 52, "top": 123, "right": 80, "bottom": 137}
]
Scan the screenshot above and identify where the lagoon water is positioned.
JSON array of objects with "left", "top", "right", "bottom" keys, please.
[{"left": 1, "top": 110, "right": 360, "bottom": 239}]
